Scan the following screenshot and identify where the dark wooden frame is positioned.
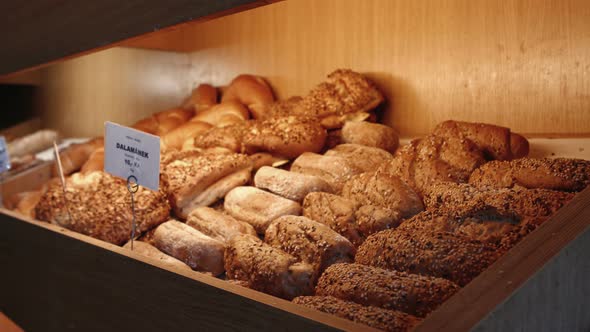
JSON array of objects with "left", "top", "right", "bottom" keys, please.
[{"left": 0, "top": 0, "right": 280, "bottom": 76}]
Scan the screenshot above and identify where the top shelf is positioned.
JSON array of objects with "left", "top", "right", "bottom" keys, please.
[{"left": 0, "top": 0, "right": 277, "bottom": 76}]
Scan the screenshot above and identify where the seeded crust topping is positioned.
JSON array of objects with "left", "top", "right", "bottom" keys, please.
[
  {"left": 34, "top": 171, "right": 170, "bottom": 245},
  {"left": 316, "top": 263, "right": 459, "bottom": 317},
  {"left": 355, "top": 228, "right": 501, "bottom": 287},
  {"left": 293, "top": 295, "right": 421, "bottom": 332},
  {"left": 469, "top": 158, "right": 590, "bottom": 192}
]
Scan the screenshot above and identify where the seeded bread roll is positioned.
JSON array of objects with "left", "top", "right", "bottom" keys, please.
[
  {"left": 254, "top": 166, "right": 333, "bottom": 201},
  {"left": 193, "top": 121, "right": 250, "bottom": 153},
  {"left": 153, "top": 220, "right": 225, "bottom": 275},
  {"left": 35, "top": 172, "right": 170, "bottom": 245},
  {"left": 162, "top": 153, "right": 253, "bottom": 219},
  {"left": 293, "top": 296, "right": 421, "bottom": 332},
  {"left": 186, "top": 206, "right": 256, "bottom": 244},
  {"left": 291, "top": 152, "right": 364, "bottom": 193},
  {"left": 324, "top": 143, "right": 393, "bottom": 172},
  {"left": 316, "top": 263, "right": 460, "bottom": 317},
  {"left": 469, "top": 158, "right": 590, "bottom": 192},
  {"left": 341, "top": 121, "right": 399, "bottom": 153},
  {"left": 380, "top": 134, "right": 486, "bottom": 196},
  {"left": 123, "top": 240, "right": 191, "bottom": 271},
  {"left": 225, "top": 234, "right": 315, "bottom": 300},
  {"left": 221, "top": 74, "right": 275, "bottom": 119},
  {"left": 224, "top": 186, "right": 302, "bottom": 234},
  {"left": 302, "top": 192, "right": 362, "bottom": 245},
  {"left": 355, "top": 228, "right": 501, "bottom": 286},
  {"left": 182, "top": 84, "right": 218, "bottom": 113},
  {"left": 342, "top": 171, "right": 424, "bottom": 219},
  {"left": 265, "top": 216, "right": 355, "bottom": 277}
]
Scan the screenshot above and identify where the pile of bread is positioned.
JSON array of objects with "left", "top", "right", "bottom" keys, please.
[{"left": 8, "top": 69, "right": 590, "bottom": 332}]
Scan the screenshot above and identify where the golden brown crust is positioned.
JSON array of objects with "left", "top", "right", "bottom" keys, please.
[
  {"left": 190, "top": 100, "right": 250, "bottom": 127},
  {"left": 161, "top": 120, "right": 213, "bottom": 151},
  {"left": 221, "top": 74, "right": 275, "bottom": 119},
  {"left": 254, "top": 166, "right": 334, "bottom": 201},
  {"left": 316, "top": 263, "right": 460, "bottom": 317},
  {"left": 293, "top": 296, "right": 421, "bottom": 332},
  {"left": 355, "top": 228, "right": 501, "bottom": 286},
  {"left": 183, "top": 84, "right": 218, "bottom": 113},
  {"left": 186, "top": 206, "right": 256, "bottom": 244},
  {"left": 291, "top": 152, "right": 364, "bottom": 193},
  {"left": 52, "top": 137, "right": 104, "bottom": 176},
  {"left": 35, "top": 172, "right": 170, "bottom": 245},
  {"left": 469, "top": 158, "right": 590, "bottom": 192},
  {"left": 224, "top": 234, "right": 315, "bottom": 300},
  {"left": 265, "top": 216, "right": 355, "bottom": 277},
  {"left": 324, "top": 143, "right": 393, "bottom": 173},
  {"left": 341, "top": 121, "right": 399, "bottom": 153}
]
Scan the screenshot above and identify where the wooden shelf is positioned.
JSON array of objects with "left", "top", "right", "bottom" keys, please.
[{"left": 0, "top": 0, "right": 278, "bottom": 76}]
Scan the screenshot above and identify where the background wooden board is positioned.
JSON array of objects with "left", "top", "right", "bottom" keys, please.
[{"left": 0, "top": 0, "right": 278, "bottom": 76}]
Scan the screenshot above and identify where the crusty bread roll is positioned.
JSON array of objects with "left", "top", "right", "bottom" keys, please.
[
  {"left": 186, "top": 206, "right": 256, "bottom": 244},
  {"left": 324, "top": 143, "right": 393, "bottom": 172},
  {"left": 52, "top": 137, "right": 103, "bottom": 176},
  {"left": 243, "top": 116, "right": 327, "bottom": 158},
  {"left": 290, "top": 152, "right": 364, "bottom": 193},
  {"left": 161, "top": 120, "right": 213, "bottom": 151},
  {"left": 341, "top": 121, "right": 399, "bottom": 153},
  {"left": 80, "top": 147, "right": 104, "bottom": 174},
  {"left": 254, "top": 166, "right": 333, "bottom": 201},
  {"left": 293, "top": 296, "right": 421, "bottom": 332},
  {"left": 316, "top": 263, "right": 460, "bottom": 317},
  {"left": 510, "top": 133, "right": 529, "bottom": 159},
  {"left": 35, "top": 172, "right": 170, "bottom": 245},
  {"left": 224, "top": 234, "right": 315, "bottom": 300},
  {"left": 221, "top": 74, "right": 275, "bottom": 119},
  {"left": 7, "top": 129, "right": 59, "bottom": 158},
  {"left": 190, "top": 100, "right": 249, "bottom": 127},
  {"left": 14, "top": 190, "right": 43, "bottom": 218},
  {"left": 162, "top": 153, "right": 253, "bottom": 219},
  {"left": 192, "top": 121, "right": 250, "bottom": 153},
  {"left": 248, "top": 152, "right": 289, "bottom": 171},
  {"left": 132, "top": 108, "right": 194, "bottom": 136},
  {"left": 469, "top": 158, "right": 590, "bottom": 192},
  {"left": 355, "top": 228, "right": 501, "bottom": 286},
  {"left": 265, "top": 216, "right": 355, "bottom": 277},
  {"left": 223, "top": 186, "right": 302, "bottom": 234},
  {"left": 153, "top": 220, "right": 225, "bottom": 275},
  {"left": 123, "top": 240, "right": 191, "bottom": 271},
  {"left": 342, "top": 171, "right": 424, "bottom": 219},
  {"left": 132, "top": 116, "right": 160, "bottom": 135},
  {"left": 182, "top": 84, "right": 218, "bottom": 113}
]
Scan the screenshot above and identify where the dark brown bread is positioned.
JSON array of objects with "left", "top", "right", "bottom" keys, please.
[
  {"left": 293, "top": 296, "right": 421, "bottom": 332},
  {"left": 265, "top": 216, "right": 355, "bottom": 277},
  {"left": 315, "top": 263, "right": 460, "bottom": 317},
  {"left": 355, "top": 228, "right": 502, "bottom": 286},
  {"left": 469, "top": 158, "right": 590, "bottom": 192},
  {"left": 224, "top": 234, "right": 315, "bottom": 300},
  {"left": 35, "top": 172, "right": 170, "bottom": 245}
]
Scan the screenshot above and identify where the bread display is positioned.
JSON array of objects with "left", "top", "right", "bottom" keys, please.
[
  {"left": 223, "top": 186, "right": 301, "bottom": 234},
  {"left": 293, "top": 296, "right": 420, "bottom": 332},
  {"left": 35, "top": 171, "right": 170, "bottom": 245},
  {"left": 190, "top": 100, "right": 250, "bottom": 127},
  {"left": 265, "top": 216, "right": 355, "bottom": 277},
  {"left": 469, "top": 158, "right": 590, "bottom": 192},
  {"left": 132, "top": 108, "right": 194, "bottom": 136},
  {"left": 52, "top": 137, "right": 104, "bottom": 176},
  {"left": 224, "top": 234, "right": 315, "bottom": 300},
  {"left": 161, "top": 121, "right": 213, "bottom": 151},
  {"left": 186, "top": 206, "right": 256, "bottom": 244},
  {"left": 182, "top": 84, "right": 218, "bottom": 113},
  {"left": 316, "top": 263, "right": 460, "bottom": 317},
  {"left": 291, "top": 152, "right": 364, "bottom": 192},
  {"left": 254, "top": 166, "right": 333, "bottom": 201},
  {"left": 161, "top": 152, "right": 252, "bottom": 219},
  {"left": 341, "top": 121, "right": 399, "bottom": 153},
  {"left": 123, "top": 240, "right": 192, "bottom": 271},
  {"left": 153, "top": 220, "right": 225, "bottom": 275},
  {"left": 355, "top": 228, "right": 501, "bottom": 286}
]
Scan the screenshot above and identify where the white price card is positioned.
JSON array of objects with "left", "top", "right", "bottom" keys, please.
[
  {"left": 104, "top": 122, "right": 160, "bottom": 191},
  {"left": 0, "top": 136, "right": 11, "bottom": 174}
]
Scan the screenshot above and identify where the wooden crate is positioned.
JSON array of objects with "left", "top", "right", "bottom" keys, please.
[{"left": 1, "top": 0, "right": 590, "bottom": 331}]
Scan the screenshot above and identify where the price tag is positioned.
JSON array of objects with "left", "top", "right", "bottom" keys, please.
[
  {"left": 0, "top": 136, "right": 11, "bottom": 173},
  {"left": 104, "top": 122, "right": 160, "bottom": 191}
]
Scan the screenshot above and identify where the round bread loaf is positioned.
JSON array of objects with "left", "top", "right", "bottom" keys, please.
[{"left": 341, "top": 121, "right": 399, "bottom": 153}]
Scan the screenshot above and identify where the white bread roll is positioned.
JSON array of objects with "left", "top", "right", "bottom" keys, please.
[
  {"left": 254, "top": 166, "right": 333, "bottom": 201},
  {"left": 123, "top": 240, "right": 191, "bottom": 271},
  {"left": 186, "top": 206, "right": 256, "bottom": 244}
]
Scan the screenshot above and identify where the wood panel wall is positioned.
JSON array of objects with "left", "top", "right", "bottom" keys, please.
[
  {"left": 39, "top": 0, "right": 590, "bottom": 137},
  {"left": 40, "top": 48, "right": 190, "bottom": 137},
  {"left": 129, "top": 0, "right": 590, "bottom": 136}
]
